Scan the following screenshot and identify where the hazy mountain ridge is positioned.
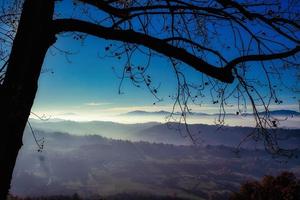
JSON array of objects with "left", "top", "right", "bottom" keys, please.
[
  {"left": 259, "top": 109, "right": 300, "bottom": 116},
  {"left": 122, "top": 109, "right": 300, "bottom": 117},
  {"left": 122, "top": 110, "right": 175, "bottom": 116},
  {"left": 28, "top": 119, "right": 159, "bottom": 139},
  {"left": 135, "top": 122, "right": 300, "bottom": 148},
  {"left": 28, "top": 119, "right": 300, "bottom": 148},
  {"left": 12, "top": 130, "right": 300, "bottom": 200}
]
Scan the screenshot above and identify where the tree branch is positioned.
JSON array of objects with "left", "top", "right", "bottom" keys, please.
[
  {"left": 79, "top": 0, "right": 129, "bottom": 18},
  {"left": 226, "top": 46, "right": 300, "bottom": 70},
  {"left": 53, "top": 19, "right": 235, "bottom": 83}
]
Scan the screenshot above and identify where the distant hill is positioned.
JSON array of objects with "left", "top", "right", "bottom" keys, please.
[
  {"left": 133, "top": 122, "right": 300, "bottom": 148},
  {"left": 123, "top": 110, "right": 173, "bottom": 116},
  {"left": 122, "top": 110, "right": 210, "bottom": 116},
  {"left": 260, "top": 110, "right": 300, "bottom": 116},
  {"left": 122, "top": 109, "right": 300, "bottom": 117},
  {"left": 27, "top": 119, "right": 300, "bottom": 148},
  {"left": 28, "top": 119, "right": 159, "bottom": 139}
]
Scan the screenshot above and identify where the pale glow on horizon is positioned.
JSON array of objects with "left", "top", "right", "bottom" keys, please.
[
  {"left": 30, "top": 108, "right": 300, "bottom": 129},
  {"left": 31, "top": 102, "right": 299, "bottom": 116}
]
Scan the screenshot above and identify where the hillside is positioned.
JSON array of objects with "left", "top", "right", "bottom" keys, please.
[
  {"left": 28, "top": 120, "right": 300, "bottom": 148},
  {"left": 11, "top": 130, "right": 300, "bottom": 200}
]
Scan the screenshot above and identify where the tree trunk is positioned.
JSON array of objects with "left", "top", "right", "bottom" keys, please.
[{"left": 0, "top": 0, "right": 55, "bottom": 199}]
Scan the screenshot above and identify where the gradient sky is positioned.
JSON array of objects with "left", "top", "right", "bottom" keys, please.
[
  {"left": 17, "top": 0, "right": 299, "bottom": 122},
  {"left": 30, "top": 34, "right": 299, "bottom": 121}
]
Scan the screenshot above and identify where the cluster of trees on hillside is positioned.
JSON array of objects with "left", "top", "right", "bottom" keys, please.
[{"left": 230, "top": 172, "right": 300, "bottom": 200}]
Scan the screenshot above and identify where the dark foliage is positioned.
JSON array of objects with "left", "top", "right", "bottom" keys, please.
[
  {"left": 230, "top": 172, "right": 300, "bottom": 200},
  {"left": 8, "top": 193, "right": 188, "bottom": 200}
]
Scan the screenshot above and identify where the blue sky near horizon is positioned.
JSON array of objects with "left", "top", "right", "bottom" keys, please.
[
  {"left": 7, "top": 0, "right": 296, "bottom": 121},
  {"left": 32, "top": 35, "right": 178, "bottom": 110},
  {"left": 30, "top": 33, "right": 300, "bottom": 121}
]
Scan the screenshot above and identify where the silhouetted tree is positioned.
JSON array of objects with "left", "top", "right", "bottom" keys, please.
[
  {"left": 230, "top": 171, "right": 300, "bottom": 200},
  {"left": 0, "top": 0, "right": 299, "bottom": 199}
]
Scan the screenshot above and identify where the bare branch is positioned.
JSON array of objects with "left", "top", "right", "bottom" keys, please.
[{"left": 53, "top": 18, "right": 235, "bottom": 83}]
